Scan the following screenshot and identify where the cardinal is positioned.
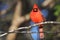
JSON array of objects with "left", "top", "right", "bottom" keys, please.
[{"left": 30, "top": 4, "right": 45, "bottom": 39}]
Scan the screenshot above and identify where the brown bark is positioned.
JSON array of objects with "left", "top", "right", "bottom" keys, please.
[{"left": 6, "top": 1, "right": 23, "bottom": 40}]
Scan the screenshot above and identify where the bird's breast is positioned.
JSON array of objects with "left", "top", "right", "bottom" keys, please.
[{"left": 30, "top": 12, "right": 44, "bottom": 23}]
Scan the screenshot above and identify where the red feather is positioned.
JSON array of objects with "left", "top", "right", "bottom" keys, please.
[
  {"left": 30, "top": 4, "right": 45, "bottom": 23},
  {"left": 30, "top": 4, "right": 45, "bottom": 39}
]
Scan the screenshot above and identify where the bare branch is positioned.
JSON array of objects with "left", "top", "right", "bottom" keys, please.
[
  {"left": 0, "top": 21, "right": 60, "bottom": 37},
  {"left": 42, "top": 0, "right": 54, "bottom": 7}
]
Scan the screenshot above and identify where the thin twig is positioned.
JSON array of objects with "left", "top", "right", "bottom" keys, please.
[{"left": 0, "top": 21, "right": 60, "bottom": 37}]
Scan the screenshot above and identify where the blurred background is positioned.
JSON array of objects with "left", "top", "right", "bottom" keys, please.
[{"left": 0, "top": 0, "right": 60, "bottom": 40}]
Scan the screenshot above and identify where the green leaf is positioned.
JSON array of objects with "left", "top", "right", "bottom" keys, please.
[{"left": 54, "top": 5, "right": 60, "bottom": 16}]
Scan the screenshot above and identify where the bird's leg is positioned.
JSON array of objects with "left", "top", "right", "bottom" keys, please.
[{"left": 39, "top": 26, "right": 44, "bottom": 40}]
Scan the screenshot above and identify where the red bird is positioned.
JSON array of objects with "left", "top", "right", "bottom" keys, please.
[
  {"left": 30, "top": 4, "right": 45, "bottom": 23},
  {"left": 30, "top": 4, "right": 45, "bottom": 39}
]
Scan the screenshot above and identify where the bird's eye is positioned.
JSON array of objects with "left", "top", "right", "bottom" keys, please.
[{"left": 33, "top": 8, "right": 38, "bottom": 12}]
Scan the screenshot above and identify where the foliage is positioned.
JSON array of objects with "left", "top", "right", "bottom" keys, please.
[{"left": 54, "top": 4, "right": 60, "bottom": 16}]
